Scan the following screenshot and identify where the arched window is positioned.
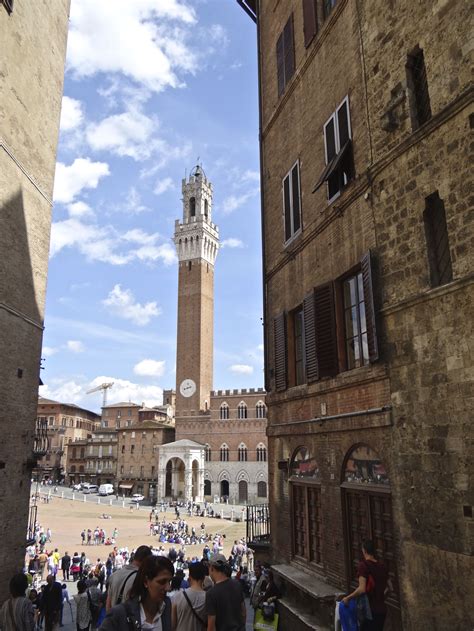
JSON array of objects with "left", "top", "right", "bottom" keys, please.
[
  {"left": 204, "top": 479, "right": 211, "bottom": 496},
  {"left": 256, "top": 443, "right": 267, "bottom": 462},
  {"left": 70, "top": 465, "right": 76, "bottom": 473},
  {"left": 238, "top": 443, "right": 248, "bottom": 462},
  {"left": 219, "top": 402, "right": 229, "bottom": 420},
  {"left": 220, "top": 444, "right": 229, "bottom": 462},
  {"left": 238, "top": 480, "right": 248, "bottom": 502},
  {"left": 204, "top": 199, "right": 209, "bottom": 217},
  {"left": 205, "top": 444, "right": 211, "bottom": 462},
  {"left": 256, "top": 401, "right": 266, "bottom": 418},
  {"left": 189, "top": 197, "right": 196, "bottom": 217},
  {"left": 238, "top": 402, "right": 248, "bottom": 419},
  {"left": 342, "top": 445, "right": 397, "bottom": 603},
  {"left": 290, "top": 446, "right": 321, "bottom": 564},
  {"left": 257, "top": 481, "right": 267, "bottom": 497}
]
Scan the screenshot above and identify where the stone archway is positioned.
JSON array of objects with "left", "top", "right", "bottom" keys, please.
[
  {"left": 165, "top": 457, "right": 185, "bottom": 498},
  {"left": 157, "top": 439, "right": 206, "bottom": 503},
  {"left": 220, "top": 480, "right": 229, "bottom": 498}
]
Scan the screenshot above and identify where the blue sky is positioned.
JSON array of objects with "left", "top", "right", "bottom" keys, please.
[{"left": 39, "top": 0, "right": 263, "bottom": 412}]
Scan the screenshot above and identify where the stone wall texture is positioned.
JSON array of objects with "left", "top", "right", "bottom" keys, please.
[
  {"left": 256, "top": 0, "right": 473, "bottom": 629},
  {"left": 0, "top": 1, "right": 70, "bottom": 601}
]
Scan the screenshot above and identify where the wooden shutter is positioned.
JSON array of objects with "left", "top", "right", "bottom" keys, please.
[
  {"left": 314, "top": 282, "right": 338, "bottom": 377},
  {"left": 276, "top": 32, "right": 285, "bottom": 96},
  {"left": 274, "top": 313, "right": 287, "bottom": 391},
  {"left": 303, "top": 292, "right": 319, "bottom": 382},
  {"left": 361, "top": 251, "right": 379, "bottom": 362},
  {"left": 283, "top": 14, "right": 295, "bottom": 85},
  {"left": 303, "top": 0, "right": 318, "bottom": 48}
]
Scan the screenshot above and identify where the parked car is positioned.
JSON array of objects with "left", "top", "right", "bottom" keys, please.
[
  {"left": 98, "top": 484, "right": 114, "bottom": 496},
  {"left": 131, "top": 494, "right": 145, "bottom": 502},
  {"left": 82, "top": 483, "right": 99, "bottom": 494}
]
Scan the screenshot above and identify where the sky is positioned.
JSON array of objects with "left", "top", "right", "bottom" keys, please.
[{"left": 38, "top": 0, "right": 263, "bottom": 412}]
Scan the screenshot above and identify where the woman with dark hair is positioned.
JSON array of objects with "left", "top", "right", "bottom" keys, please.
[
  {"left": 100, "top": 556, "right": 174, "bottom": 631},
  {"left": 0, "top": 573, "right": 35, "bottom": 631},
  {"left": 342, "top": 540, "right": 392, "bottom": 631}
]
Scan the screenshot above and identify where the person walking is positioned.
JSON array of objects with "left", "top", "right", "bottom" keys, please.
[
  {"left": 105, "top": 545, "right": 152, "bottom": 611},
  {"left": 73, "top": 580, "right": 92, "bottom": 631},
  {"left": 42, "top": 574, "right": 62, "bottom": 631},
  {"left": 100, "top": 556, "right": 174, "bottom": 631},
  {"left": 171, "top": 561, "right": 207, "bottom": 631},
  {"left": 342, "top": 540, "right": 391, "bottom": 631},
  {"left": 61, "top": 552, "right": 71, "bottom": 582},
  {"left": 0, "top": 573, "right": 35, "bottom": 631},
  {"left": 205, "top": 554, "right": 246, "bottom": 631}
]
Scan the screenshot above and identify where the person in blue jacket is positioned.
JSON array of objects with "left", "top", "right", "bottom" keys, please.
[{"left": 100, "top": 556, "right": 174, "bottom": 631}]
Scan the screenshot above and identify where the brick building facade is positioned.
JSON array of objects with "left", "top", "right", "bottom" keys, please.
[
  {"left": 65, "top": 428, "right": 118, "bottom": 487},
  {"left": 0, "top": 1, "right": 70, "bottom": 599},
  {"left": 239, "top": 0, "right": 472, "bottom": 629},
  {"left": 36, "top": 397, "right": 100, "bottom": 481},
  {"left": 157, "top": 166, "right": 269, "bottom": 503}
]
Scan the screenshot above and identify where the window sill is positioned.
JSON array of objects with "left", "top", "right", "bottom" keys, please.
[
  {"left": 272, "top": 562, "right": 343, "bottom": 600},
  {"left": 283, "top": 228, "right": 303, "bottom": 252}
]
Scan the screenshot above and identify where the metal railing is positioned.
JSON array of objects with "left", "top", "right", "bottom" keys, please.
[{"left": 246, "top": 504, "right": 270, "bottom": 543}]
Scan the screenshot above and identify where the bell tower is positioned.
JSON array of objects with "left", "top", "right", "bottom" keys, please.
[{"left": 174, "top": 165, "right": 219, "bottom": 420}]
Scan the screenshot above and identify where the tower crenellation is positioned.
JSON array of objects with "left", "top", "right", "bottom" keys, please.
[{"left": 174, "top": 165, "right": 219, "bottom": 266}]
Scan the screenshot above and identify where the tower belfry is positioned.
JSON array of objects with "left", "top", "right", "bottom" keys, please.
[{"left": 174, "top": 165, "right": 219, "bottom": 419}]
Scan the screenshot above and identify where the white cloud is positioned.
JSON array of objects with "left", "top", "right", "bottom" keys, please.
[
  {"left": 133, "top": 359, "right": 166, "bottom": 378},
  {"left": 103, "top": 284, "right": 161, "bottom": 326},
  {"left": 242, "top": 169, "right": 260, "bottom": 183},
  {"left": 66, "top": 340, "right": 85, "bottom": 353},
  {"left": 67, "top": 0, "right": 197, "bottom": 93},
  {"left": 40, "top": 375, "right": 164, "bottom": 409},
  {"left": 60, "top": 96, "right": 84, "bottom": 132},
  {"left": 67, "top": 201, "right": 94, "bottom": 218},
  {"left": 86, "top": 109, "right": 159, "bottom": 160},
  {"left": 154, "top": 177, "right": 174, "bottom": 195},
  {"left": 229, "top": 364, "right": 254, "bottom": 375},
  {"left": 50, "top": 218, "right": 176, "bottom": 267},
  {"left": 221, "top": 189, "right": 258, "bottom": 215},
  {"left": 221, "top": 238, "right": 244, "bottom": 249},
  {"left": 42, "top": 346, "right": 58, "bottom": 357},
  {"left": 54, "top": 158, "right": 110, "bottom": 204}
]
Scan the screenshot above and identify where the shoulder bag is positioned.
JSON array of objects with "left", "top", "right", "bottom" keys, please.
[{"left": 183, "top": 591, "right": 206, "bottom": 629}]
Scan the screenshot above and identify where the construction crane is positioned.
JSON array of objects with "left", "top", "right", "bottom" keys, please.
[{"left": 86, "top": 382, "right": 114, "bottom": 408}]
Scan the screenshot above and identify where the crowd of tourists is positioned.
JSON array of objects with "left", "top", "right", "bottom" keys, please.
[{"left": 80, "top": 528, "right": 118, "bottom": 547}]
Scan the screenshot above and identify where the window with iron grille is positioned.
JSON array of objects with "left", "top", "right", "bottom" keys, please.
[
  {"left": 314, "top": 96, "right": 354, "bottom": 202},
  {"left": 423, "top": 192, "right": 452, "bottom": 287},
  {"left": 276, "top": 14, "right": 295, "bottom": 96},
  {"left": 406, "top": 46, "right": 431, "bottom": 129},
  {"left": 283, "top": 161, "right": 302, "bottom": 244}
]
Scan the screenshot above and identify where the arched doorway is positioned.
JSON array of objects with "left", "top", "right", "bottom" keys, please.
[
  {"left": 238, "top": 480, "right": 248, "bottom": 503},
  {"left": 192, "top": 460, "right": 199, "bottom": 500},
  {"left": 204, "top": 479, "right": 211, "bottom": 496},
  {"left": 342, "top": 444, "right": 399, "bottom": 612},
  {"left": 165, "top": 458, "right": 185, "bottom": 498},
  {"left": 257, "top": 481, "right": 267, "bottom": 498},
  {"left": 289, "top": 446, "right": 322, "bottom": 564},
  {"left": 220, "top": 480, "right": 229, "bottom": 499}
]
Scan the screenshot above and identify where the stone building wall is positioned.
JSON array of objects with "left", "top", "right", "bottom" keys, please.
[
  {"left": 0, "top": 1, "right": 70, "bottom": 599},
  {"left": 249, "top": 0, "right": 472, "bottom": 629}
]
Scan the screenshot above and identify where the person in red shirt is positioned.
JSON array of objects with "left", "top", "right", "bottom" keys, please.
[{"left": 342, "top": 540, "right": 392, "bottom": 631}]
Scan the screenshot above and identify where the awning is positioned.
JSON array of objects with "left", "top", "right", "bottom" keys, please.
[
  {"left": 312, "top": 140, "right": 352, "bottom": 193},
  {"left": 119, "top": 483, "right": 134, "bottom": 489}
]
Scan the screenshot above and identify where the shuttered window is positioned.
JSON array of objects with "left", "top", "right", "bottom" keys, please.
[
  {"left": 314, "top": 97, "right": 354, "bottom": 202},
  {"left": 302, "top": 0, "right": 318, "bottom": 47},
  {"left": 274, "top": 313, "right": 287, "bottom": 391},
  {"left": 283, "top": 161, "right": 302, "bottom": 243},
  {"left": 341, "top": 252, "right": 378, "bottom": 369},
  {"left": 304, "top": 284, "right": 338, "bottom": 382},
  {"left": 276, "top": 14, "right": 295, "bottom": 96},
  {"left": 423, "top": 192, "right": 453, "bottom": 288}
]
